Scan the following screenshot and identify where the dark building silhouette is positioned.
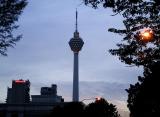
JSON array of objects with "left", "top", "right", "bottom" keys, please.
[
  {"left": 41, "top": 84, "right": 57, "bottom": 95},
  {"left": 31, "top": 84, "right": 64, "bottom": 103},
  {"left": 6, "top": 79, "right": 30, "bottom": 104},
  {"left": 0, "top": 79, "right": 65, "bottom": 117}
]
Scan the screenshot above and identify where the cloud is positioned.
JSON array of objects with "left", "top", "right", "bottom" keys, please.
[
  {"left": 0, "top": 81, "right": 130, "bottom": 116},
  {"left": 30, "top": 81, "right": 130, "bottom": 116},
  {"left": 31, "top": 81, "right": 129, "bottom": 110}
]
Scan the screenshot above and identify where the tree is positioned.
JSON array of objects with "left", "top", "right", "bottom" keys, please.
[
  {"left": 0, "top": 0, "right": 27, "bottom": 56},
  {"left": 126, "top": 61, "right": 160, "bottom": 117},
  {"left": 83, "top": 0, "right": 115, "bottom": 8},
  {"left": 50, "top": 99, "right": 120, "bottom": 117},
  {"left": 84, "top": 0, "right": 160, "bottom": 67},
  {"left": 85, "top": 98, "right": 120, "bottom": 117},
  {"left": 83, "top": 1, "right": 160, "bottom": 117},
  {"left": 50, "top": 102, "right": 85, "bottom": 117}
]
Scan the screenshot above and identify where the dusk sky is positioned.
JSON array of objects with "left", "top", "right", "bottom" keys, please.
[{"left": 0, "top": 0, "right": 143, "bottom": 116}]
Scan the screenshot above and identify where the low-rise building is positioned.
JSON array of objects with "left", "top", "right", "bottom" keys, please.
[{"left": 31, "top": 84, "right": 64, "bottom": 103}]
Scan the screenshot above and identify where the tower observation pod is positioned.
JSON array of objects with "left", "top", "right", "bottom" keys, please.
[{"left": 69, "top": 10, "right": 84, "bottom": 102}]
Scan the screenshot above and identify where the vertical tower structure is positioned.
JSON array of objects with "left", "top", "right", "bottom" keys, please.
[{"left": 69, "top": 10, "right": 84, "bottom": 102}]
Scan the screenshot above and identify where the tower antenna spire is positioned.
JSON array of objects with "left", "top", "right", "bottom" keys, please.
[{"left": 76, "top": 9, "right": 78, "bottom": 32}]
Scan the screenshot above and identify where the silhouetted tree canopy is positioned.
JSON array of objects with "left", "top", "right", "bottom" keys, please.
[
  {"left": 50, "top": 102, "right": 85, "bottom": 117},
  {"left": 126, "top": 61, "right": 160, "bottom": 117},
  {"left": 0, "top": 0, "right": 27, "bottom": 56},
  {"left": 83, "top": 1, "right": 160, "bottom": 117},
  {"left": 85, "top": 98, "right": 120, "bottom": 117},
  {"left": 84, "top": 0, "right": 160, "bottom": 67},
  {"left": 50, "top": 98, "right": 120, "bottom": 117}
]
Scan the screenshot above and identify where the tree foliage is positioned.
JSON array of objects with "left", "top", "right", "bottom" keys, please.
[
  {"left": 84, "top": 0, "right": 160, "bottom": 67},
  {"left": 50, "top": 102, "right": 85, "bottom": 117},
  {"left": 126, "top": 61, "right": 160, "bottom": 117},
  {"left": 0, "top": 0, "right": 27, "bottom": 56},
  {"left": 85, "top": 98, "right": 120, "bottom": 117},
  {"left": 50, "top": 98, "right": 120, "bottom": 117},
  {"left": 83, "top": 0, "right": 115, "bottom": 8},
  {"left": 83, "top": 1, "right": 160, "bottom": 117}
]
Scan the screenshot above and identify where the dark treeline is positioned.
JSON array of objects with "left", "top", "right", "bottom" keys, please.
[{"left": 49, "top": 98, "right": 120, "bottom": 117}]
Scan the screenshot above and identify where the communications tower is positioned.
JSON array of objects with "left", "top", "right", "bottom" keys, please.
[{"left": 69, "top": 10, "right": 84, "bottom": 102}]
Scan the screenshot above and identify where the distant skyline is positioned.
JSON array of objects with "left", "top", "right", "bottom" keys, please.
[{"left": 0, "top": 0, "right": 142, "bottom": 114}]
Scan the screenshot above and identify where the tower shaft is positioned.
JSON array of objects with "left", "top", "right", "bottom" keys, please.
[
  {"left": 69, "top": 10, "right": 84, "bottom": 102},
  {"left": 73, "top": 52, "right": 79, "bottom": 101}
]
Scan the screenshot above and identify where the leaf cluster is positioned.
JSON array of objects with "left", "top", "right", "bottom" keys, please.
[
  {"left": 84, "top": 0, "right": 160, "bottom": 67},
  {"left": 126, "top": 61, "right": 160, "bottom": 117},
  {"left": 0, "top": 0, "right": 27, "bottom": 56},
  {"left": 109, "top": 0, "right": 160, "bottom": 66}
]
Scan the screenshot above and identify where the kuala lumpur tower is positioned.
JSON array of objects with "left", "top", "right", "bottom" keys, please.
[{"left": 69, "top": 10, "right": 84, "bottom": 102}]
